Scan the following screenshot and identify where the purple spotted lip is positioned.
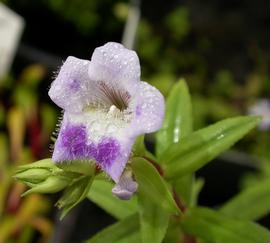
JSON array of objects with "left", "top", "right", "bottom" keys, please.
[{"left": 49, "top": 42, "right": 165, "bottom": 182}]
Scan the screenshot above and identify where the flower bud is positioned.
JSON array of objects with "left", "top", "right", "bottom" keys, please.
[
  {"left": 22, "top": 175, "right": 71, "bottom": 196},
  {"left": 112, "top": 170, "right": 138, "bottom": 200},
  {"left": 14, "top": 167, "right": 51, "bottom": 184},
  {"left": 16, "top": 158, "right": 55, "bottom": 171}
]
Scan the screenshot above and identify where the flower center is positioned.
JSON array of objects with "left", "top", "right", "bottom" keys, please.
[{"left": 98, "top": 81, "right": 131, "bottom": 111}]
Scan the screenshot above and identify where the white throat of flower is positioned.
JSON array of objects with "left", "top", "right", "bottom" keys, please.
[{"left": 69, "top": 83, "right": 134, "bottom": 142}]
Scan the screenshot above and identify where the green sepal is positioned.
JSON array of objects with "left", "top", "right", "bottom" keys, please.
[
  {"left": 56, "top": 160, "right": 95, "bottom": 175},
  {"left": 57, "top": 175, "right": 94, "bottom": 220}
]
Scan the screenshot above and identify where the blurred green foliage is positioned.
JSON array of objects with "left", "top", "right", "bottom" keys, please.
[
  {"left": 1, "top": 0, "right": 270, "bottom": 240},
  {"left": 0, "top": 65, "right": 57, "bottom": 243},
  {"left": 134, "top": 5, "right": 270, "bottom": 168}
]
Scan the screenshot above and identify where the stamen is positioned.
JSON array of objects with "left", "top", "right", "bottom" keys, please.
[
  {"left": 108, "top": 105, "right": 117, "bottom": 115},
  {"left": 98, "top": 81, "right": 131, "bottom": 111}
]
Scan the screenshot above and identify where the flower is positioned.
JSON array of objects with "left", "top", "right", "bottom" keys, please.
[
  {"left": 112, "top": 170, "right": 138, "bottom": 200},
  {"left": 49, "top": 42, "right": 164, "bottom": 182},
  {"left": 248, "top": 99, "right": 270, "bottom": 131}
]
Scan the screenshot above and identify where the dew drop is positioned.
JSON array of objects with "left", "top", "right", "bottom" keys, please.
[{"left": 217, "top": 134, "right": 225, "bottom": 140}]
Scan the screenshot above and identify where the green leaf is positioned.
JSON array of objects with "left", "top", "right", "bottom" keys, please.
[
  {"left": 220, "top": 178, "right": 270, "bottom": 220},
  {"left": 57, "top": 175, "right": 94, "bottom": 219},
  {"left": 161, "top": 116, "right": 261, "bottom": 180},
  {"left": 172, "top": 176, "right": 193, "bottom": 206},
  {"left": 85, "top": 214, "right": 140, "bottom": 243},
  {"left": 133, "top": 135, "right": 146, "bottom": 157},
  {"left": 155, "top": 79, "right": 194, "bottom": 205},
  {"left": 87, "top": 179, "right": 137, "bottom": 220},
  {"left": 181, "top": 207, "right": 270, "bottom": 243},
  {"left": 131, "top": 157, "right": 181, "bottom": 215},
  {"left": 138, "top": 194, "right": 170, "bottom": 243},
  {"left": 162, "top": 220, "right": 183, "bottom": 243},
  {"left": 156, "top": 79, "right": 193, "bottom": 158},
  {"left": 190, "top": 178, "right": 204, "bottom": 207}
]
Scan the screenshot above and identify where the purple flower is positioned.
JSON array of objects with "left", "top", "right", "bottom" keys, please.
[
  {"left": 49, "top": 42, "right": 164, "bottom": 182},
  {"left": 248, "top": 99, "right": 270, "bottom": 131},
  {"left": 112, "top": 170, "right": 138, "bottom": 200}
]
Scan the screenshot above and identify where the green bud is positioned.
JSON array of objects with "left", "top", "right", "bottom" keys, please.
[
  {"left": 14, "top": 167, "right": 51, "bottom": 184},
  {"left": 22, "top": 175, "right": 71, "bottom": 196},
  {"left": 16, "top": 158, "right": 55, "bottom": 172}
]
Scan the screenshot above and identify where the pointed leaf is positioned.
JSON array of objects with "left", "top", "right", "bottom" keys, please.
[
  {"left": 156, "top": 79, "right": 193, "bottom": 157},
  {"left": 155, "top": 80, "right": 194, "bottom": 205},
  {"left": 161, "top": 116, "right": 261, "bottom": 179},
  {"left": 131, "top": 157, "right": 181, "bottom": 215},
  {"left": 181, "top": 207, "right": 270, "bottom": 243},
  {"left": 85, "top": 214, "right": 140, "bottom": 243},
  {"left": 172, "top": 176, "right": 194, "bottom": 206},
  {"left": 138, "top": 194, "right": 170, "bottom": 243},
  {"left": 87, "top": 179, "right": 137, "bottom": 220},
  {"left": 220, "top": 178, "right": 270, "bottom": 220}
]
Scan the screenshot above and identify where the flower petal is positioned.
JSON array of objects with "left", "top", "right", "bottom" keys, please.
[
  {"left": 248, "top": 99, "right": 270, "bottom": 130},
  {"left": 112, "top": 170, "right": 138, "bottom": 200},
  {"left": 131, "top": 81, "right": 165, "bottom": 135},
  {"left": 48, "top": 56, "right": 95, "bottom": 113},
  {"left": 88, "top": 42, "right": 141, "bottom": 95},
  {"left": 52, "top": 112, "right": 135, "bottom": 182}
]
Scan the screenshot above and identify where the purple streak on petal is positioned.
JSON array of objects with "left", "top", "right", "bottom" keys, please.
[
  {"left": 68, "top": 78, "right": 80, "bottom": 91},
  {"left": 48, "top": 56, "right": 91, "bottom": 112},
  {"left": 95, "top": 138, "right": 120, "bottom": 169},
  {"left": 135, "top": 105, "right": 142, "bottom": 117}
]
